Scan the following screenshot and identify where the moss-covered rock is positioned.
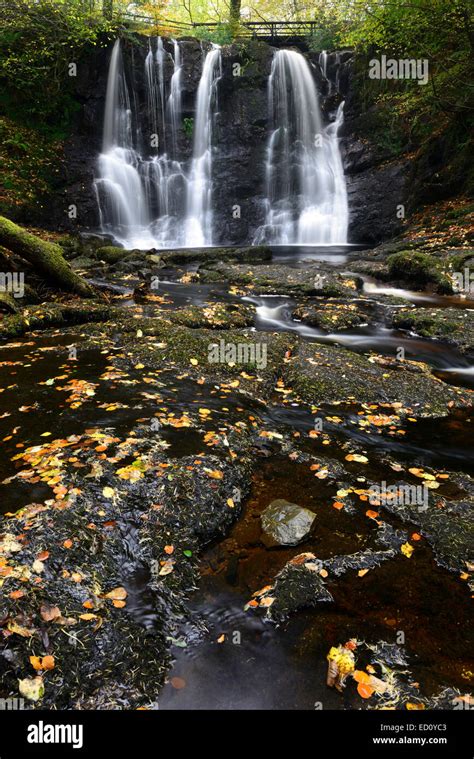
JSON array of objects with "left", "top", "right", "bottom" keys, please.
[
  {"left": 199, "top": 262, "right": 352, "bottom": 297},
  {"left": 282, "top": 342, "right": 472, "bottom": 416},
  {"left": 292, "top": 302, "right": 367, "bottom": 331},
  {"left": 387, "top": 251, "right": 453, "bottom": 294},
  {"left": 0, "top": 303, "right": 118, "bottom": 339},
  {"left": 391, "top": 308, "right": 474, "bottom": 355},
  {"left": 172, "top": 302, "right": 255, "bottom": 330}
]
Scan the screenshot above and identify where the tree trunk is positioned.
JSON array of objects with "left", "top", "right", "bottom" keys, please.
[
  {"left": 229, "top": 0, "right": 242, "bottom": 30},
  {"left": 0, "top": 216, "right": 96, "bottom": 298}
]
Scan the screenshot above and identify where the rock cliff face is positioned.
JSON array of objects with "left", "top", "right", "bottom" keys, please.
[{"left": 59, "top": 35, "right": 409, "bottom": 246}]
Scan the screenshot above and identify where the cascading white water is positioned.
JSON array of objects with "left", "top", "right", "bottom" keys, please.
[
  {"left": 184, "top": 45, "right": 222, "bottom": 247},
  {"left": 95, "top": 39, "right": 220, "bottom": 249},
  {"left": 254, "top": 49, "right": 348, "bottom": 245}
]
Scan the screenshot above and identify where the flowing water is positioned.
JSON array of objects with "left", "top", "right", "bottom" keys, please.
[
  {"left": 95, "top": 41, "right": 348, "bottom": 250},
  {"left": 95, "top": 39, "right": 221, "bottom": 250},
  {"left": 254, "top": 49, "right": 348, "bottom": 245}
]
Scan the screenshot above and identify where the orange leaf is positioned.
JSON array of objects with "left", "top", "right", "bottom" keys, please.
[
  {"left": 30, "top": 656, "right": 43, "bottom": 671},
  {"left": 42, "top": 655, "right": 55, "bottom": 671},
  {"left": 353, "top": 670, "right": 371, "bottom": 684},
  {"left": 365, "top": 510, "right": 379, "bottom": 519},
  {"left": 164, "top": 545, "right": 174, "bottom": 555},
  {"left": 332, "top": 501, "right": 344, "bottom": 510},
  {"left": 105, "top": 586, "right": 127, "bottom": 601},
  {"left": 357, "top": 682, "right": 375, "bottom": 699},
  {"left": 9, "top": 590, "right": 25, "bottom": 600},
  {"left": 63, "top": 539, "right": 73, "bottom": 549},
  {"left": 112, "top": 600, "right": 126, "bottom": 608}
]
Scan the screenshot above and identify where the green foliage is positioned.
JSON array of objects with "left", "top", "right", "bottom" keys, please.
[
  {"left": 182, "top": 117, "right": 194, "bottom": 138},
  {"left": 0, "top": 117, "right": 63, "bottom": 221},
  {"left": 193, "top": 23, "right": 234, "bottom": 45},
  {"left": 0, "top": 0, "right": 119, "bottom": 134}
]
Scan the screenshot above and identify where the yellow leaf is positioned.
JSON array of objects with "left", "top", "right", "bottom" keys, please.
[
  {"left": 102, "top": 487, "right": 115, "bottom": 499},
  {"left": 104, "top": 586, "right": 127, "bottom": 601},
  {"left": 18, "top": 676, "right": 44, "bottom": 702},
  {"left": 401, "top": 542, "right": 414, "bottom": 558}
]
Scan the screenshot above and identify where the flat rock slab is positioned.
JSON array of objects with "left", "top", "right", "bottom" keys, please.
[
  {"left": 199, "top": 263, "right": 355, "bottom": 297},
  {"left": 261, "top": 498, "right": 316, "bottom": 546},
  {"left": 282, "top": 342, "right": 474, "bottom": 416},
  {"left": 391, "top": 307, "right": 474, "bottom": 356}
]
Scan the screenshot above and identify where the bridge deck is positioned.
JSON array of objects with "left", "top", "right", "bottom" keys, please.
[{"left": 121, "top": 15, "right": 319, "bottom": 41}]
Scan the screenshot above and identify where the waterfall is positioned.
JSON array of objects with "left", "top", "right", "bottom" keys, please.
[
  {"left": 184, "top": 45, "right": 222, "bottom": 247},
  {"left": 167, "top": 39, "right": 182, "bottom": 158},
  {"left": 95, "top": 39, "right": 220, "bottom": 249},
  {"left": 94, "top": 40, "right": 150, "bottom": 247},
  {"left": 254, "top": 49, "right": 348, "bottom": 245}
]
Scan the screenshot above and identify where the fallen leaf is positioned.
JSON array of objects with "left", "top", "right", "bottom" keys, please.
[
  {"left": 104, "top": 586, "right": 127, "bottom": 601},
  {"left": 401, "top": 542, "right": 414, "bottom": 558},
  {"left": 365, "top": 510, "right": 379, "bottom": 520},
  {"left": 40, "top": 604, "right": 61, "bottom": 622},
  {"left": 357, "top": 682, "right": 375, "bottom": 699},
  {"left": 18, "top": 676, "right": 44, "bottom": 702},
  {"left": 170, "top": 676, "right": 186, "bottom": 689}
]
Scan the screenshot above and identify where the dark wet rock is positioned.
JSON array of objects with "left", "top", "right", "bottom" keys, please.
[
  {"left": 253, "top": 553, "right": 333, "bottom": 623},
  {"left": 0, "top": 303, "right": 118, "bottom": 339},
  {"left": 0, "top": 424, "right": 255, "bottom": 708},
  {"left": 381, "top": 494, "right": 474, "bottom": 574},
  {"left": 260, "top": 499, "right": 316, "bottom": 547},
  {"left": 387, "top": 251, "right": 453, "bottom": 294},
  {"left": 292, "top": 301, "right": 367, "bottom": 331},
  {"left": 172, "top": 302, "right": 255, "bottom": 330},
  {"left": 160, "top": 245, "right": 272, "bottom": 265},
  {"left": 376, "top": 522, "right": 409, "bottom": 550},
  {"left": 77, "top": 314, "right": 296, "bottom": 401},
  {"left": 324, "top": 548, "right": 397, "bottom": 577},
  {"left": 199, "top": 262, "right": 355, "bottom": 297},
  {"left": 94, "top": 246, "right": 131, "bottom": 264},
  {"left": 391, "top": 308, "right": 474, "bottom": 356},
  {"left": 70, "top": 256, "right": 96, "bottom": 271},
  {"left": 282, "top": 342, "right": 473, "bottom": 416},
  {"left": 345, "top": 159, "right": 409, "bottom": 245}
]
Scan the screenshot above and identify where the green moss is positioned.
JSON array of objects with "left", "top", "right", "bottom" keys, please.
[{"left": 387, "top": 251, "right": 453, "bottom": 293}]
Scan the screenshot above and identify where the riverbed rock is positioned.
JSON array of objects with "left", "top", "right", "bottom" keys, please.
[
  {"left": 292, "top": 301, "right": 367, "bottom": 331},
  {"left": 172, "top": 302, "right": 255, "bottom": 330},
  {"left": 391, "top": 308, "right": 474, "bottom": 356},
  {"left": 199, "top": 262, "right": 355, "bottom": 297},
  {"left": 282, "top": 341, "right": 473, "bottom": 416},
  {"left": 261, "top": 499, "right": 316, "bottom": 547}
]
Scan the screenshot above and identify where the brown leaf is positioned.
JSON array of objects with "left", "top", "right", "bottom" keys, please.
[{"left": 40, "top": 604, "right": 61, "bottom": 622}]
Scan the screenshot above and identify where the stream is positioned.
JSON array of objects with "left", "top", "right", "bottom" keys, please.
[{"left": 1, "top": 245, "right": 473, "bottom": 710}]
